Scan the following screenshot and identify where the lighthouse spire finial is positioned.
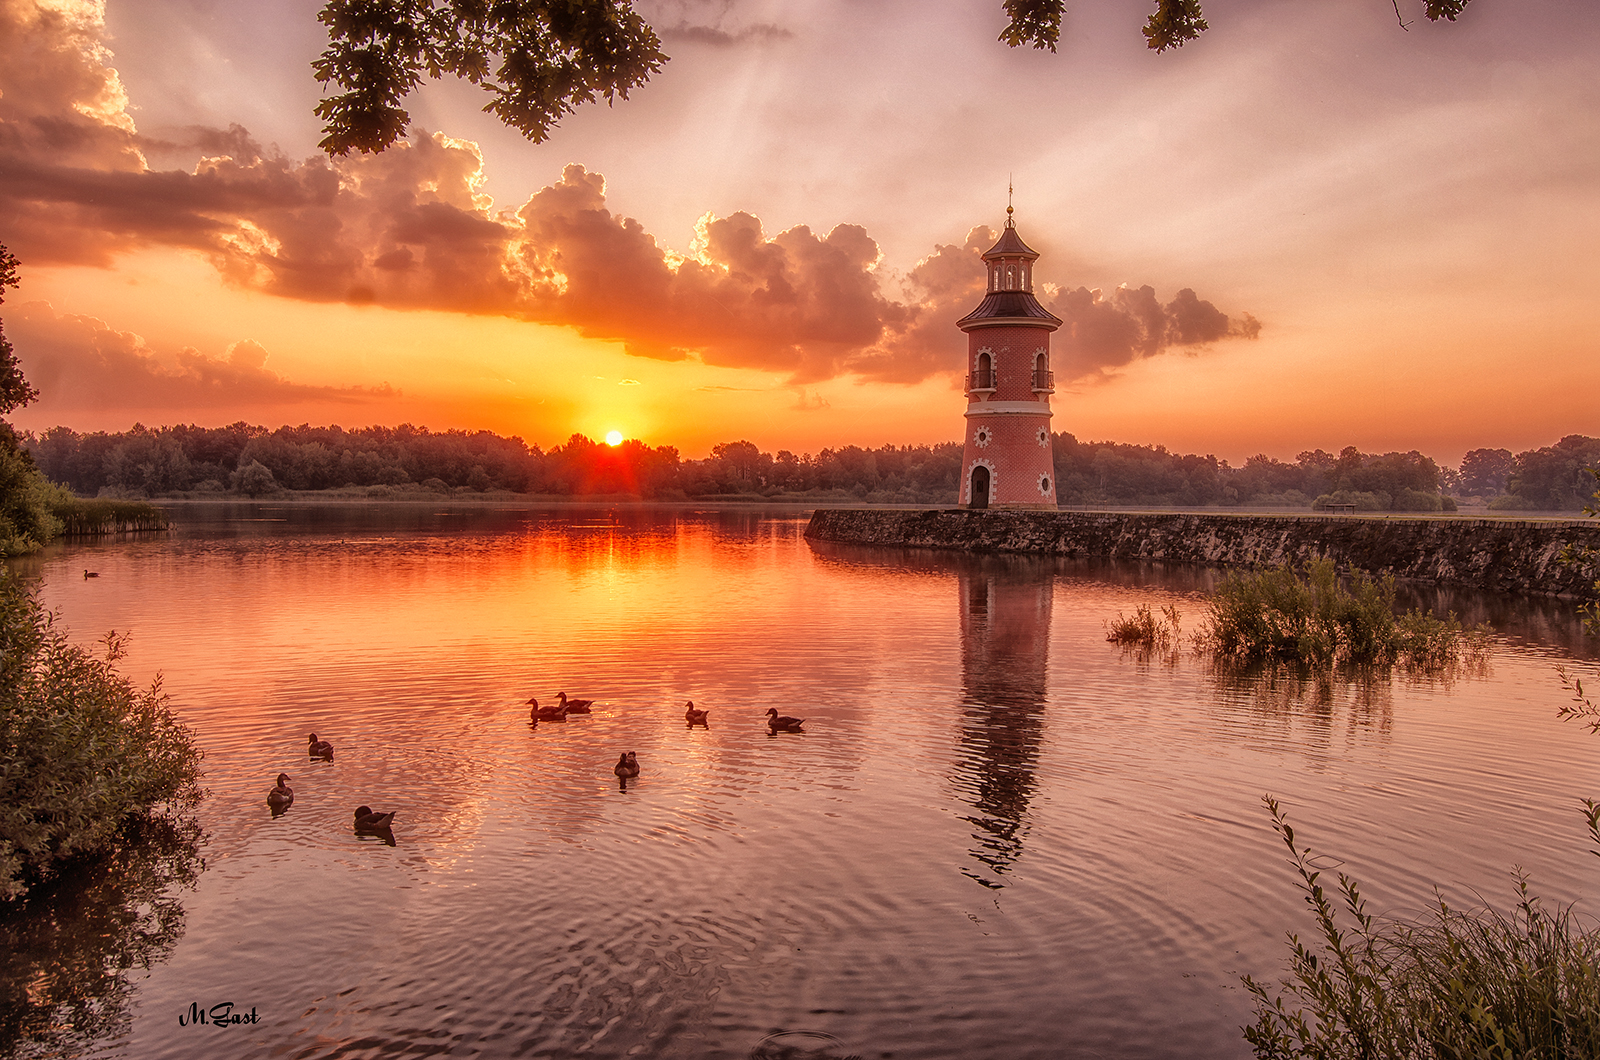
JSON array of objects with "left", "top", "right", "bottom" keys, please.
[{"left": 1006, "top": 177, "right": 1015, "bottom": 227}]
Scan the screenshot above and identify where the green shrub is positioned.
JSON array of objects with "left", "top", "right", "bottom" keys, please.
[
  {"left": 1391, "top": 487, "right": 1445, "bottom": 512},
  {"left": 0, "top": 427, "right": 73, "bottom": 557},
  {"left": 1203, "top": 558, "right": 1485, "bottom": 669},
  {"left": 0, "top": 572, "right": 203, "bottom": 900},
  {"left": 1244, "top": 797, "right": 1600, "bottom": 1059}
]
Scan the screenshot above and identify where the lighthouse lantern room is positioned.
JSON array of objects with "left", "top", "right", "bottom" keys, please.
[{"left": 956, "top": 208, "right": 1061, "bottom": 509}]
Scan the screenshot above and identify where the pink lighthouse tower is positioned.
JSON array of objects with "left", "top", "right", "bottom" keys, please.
[{"left": 956, "top": 206, "right": 1061, "bottom": 509}]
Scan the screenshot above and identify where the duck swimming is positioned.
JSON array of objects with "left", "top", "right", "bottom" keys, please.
[
  {"left": 266, "top": 773, "right": 294, "bottom": 809},
  {"left": 764, "top": 708, "right": 805, "bottom": 732},
  {"left": 556, "top": 692, "right": 593, "bottom": 714},
  {"left": 307, "top": 733, "right": 334, "bottom": 759},
  {"left": 83, "top": 569, "right": 101, "bottom": 579},
  {"left": 614, "top": 751, "right": 640, "bottom": 778},
  {"left": 353, "top": 805, "right": 396, "bottom": 830},
  {"left": 684, "top": 701, "right": 709, "bottom": 726},
  {"left": 528, "top": 698, "right": 569, "bottom": 722}
]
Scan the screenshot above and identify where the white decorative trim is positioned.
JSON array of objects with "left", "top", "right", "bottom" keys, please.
[
  {"left": 1038, "top": 472, "right": 1053, "bottom": 497},
  {"left": 965, "top": 402, "right": 1052, "bottom": 417},
  {"left": 958, "top": 317, "right": 1062, "bottom": 332},
  {"left": 1036, "top": 427, "right": 1049, "bottom": 448},
  {"left": 964, "top": 458, "right": 997, "bottom": 504},
  {"left": 973, "top": 425, "right": 993, "bottom": 448}
]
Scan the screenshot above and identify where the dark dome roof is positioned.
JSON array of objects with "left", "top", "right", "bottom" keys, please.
[
  {"left": 956, "top": 290, "right": 1062, "bottom": 330},
  {"left": 984, "top": 223, "right": 1038, "bottom": 260}
]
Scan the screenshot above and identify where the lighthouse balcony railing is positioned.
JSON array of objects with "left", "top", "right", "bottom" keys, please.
[
  {"left": 1031, "top": 370, "right": 1055, "bottom": 393},
  {"left": 968, "top": 369, "right": 996, "bottom": 392}
]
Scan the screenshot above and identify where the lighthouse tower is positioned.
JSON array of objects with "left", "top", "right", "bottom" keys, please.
[{"left": 956, "top": 209, "right": 1061, "bottom": 509}]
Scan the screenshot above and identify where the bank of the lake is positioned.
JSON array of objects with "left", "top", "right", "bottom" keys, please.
[{"left": 806, "top": 507, "right": 1600, "bottom": 597}]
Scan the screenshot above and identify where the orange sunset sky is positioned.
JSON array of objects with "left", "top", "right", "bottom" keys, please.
[{"left": 1, "top": 0, "right": 1596, "bottom": 464}]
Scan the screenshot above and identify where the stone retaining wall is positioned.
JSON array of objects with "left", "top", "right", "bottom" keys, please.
[{"left": 804, "top": 509, "right": 1600, "bottom": 596}]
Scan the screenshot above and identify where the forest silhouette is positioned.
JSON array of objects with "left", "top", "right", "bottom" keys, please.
[{"left": 22, "top": 423, "right": 1600, "bottom": 511}]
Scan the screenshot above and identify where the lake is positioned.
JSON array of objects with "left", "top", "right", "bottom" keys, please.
[{"left": 13, "top": 503, "right": 1600, "bottom": 1060}]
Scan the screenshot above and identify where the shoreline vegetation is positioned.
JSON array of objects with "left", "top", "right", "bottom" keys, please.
[
  {"left": 1106, "top": 558, "right": 1491, "bottom": 672},
  {"left": 22, "top": 423, "right": 1600, "bottom": 513}
]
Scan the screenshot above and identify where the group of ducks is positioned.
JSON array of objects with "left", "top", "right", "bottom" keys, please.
[
  {"left": 532, "top": 694, "right": 803, "bottom": 734},
  {"left": 264, "top": 733, "right": 396, "bottom": 837},
  {"left": 265, "top": 699, "right": 811, "bottom": 824},
  {"left": 527, "top": 691, "right": 594, "bottom": 721}
]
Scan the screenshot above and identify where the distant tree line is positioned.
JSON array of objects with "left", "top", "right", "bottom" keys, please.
[{"left": 20, "top": 423, "right": 1600, "bottom": 510}]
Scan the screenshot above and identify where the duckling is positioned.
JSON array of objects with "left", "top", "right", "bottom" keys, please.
[
  {"left": 353, "top": 805, "right": 396, "bottom": 830},
  {"left": 556, "top": 691, "right": 593, "bottom": 714},
  {"left": 684, "top": 701, "right": 709, "bottom": 726},
  {"left": 613, "top": 751, "right": 640, "bottom": 778},
  {"left": 307, "top": 733, "right": 334, "bottom": 759},
  {"left": 266, "top": 773, "right": 294, "bottom": 809},
  {"left": 528, "top": 698, "right": 569, "bottom": 722},
  {"left": 83, "top": 569, "right": 100, "bottom": 579},
  {"left": 765, "top": 708, "right": 805, "bottom": 732}
]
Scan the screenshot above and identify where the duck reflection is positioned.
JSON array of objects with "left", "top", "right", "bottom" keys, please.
[{"left": 953, "top": 559, "right": 1053, "bottom": 889}]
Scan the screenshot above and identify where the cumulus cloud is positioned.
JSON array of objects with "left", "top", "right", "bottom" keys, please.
[
  {"left": 10, "top": 301, "right": 397, "bottom": 411},
  {"left": 1046, "top": 284, "right": 1261, "bottom": 381},
  {"left": 0, "top": 0, "right": 1258, "bottom": 386}
]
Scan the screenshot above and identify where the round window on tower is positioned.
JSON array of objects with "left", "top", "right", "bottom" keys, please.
[
  {"left": 1036, "top": 428, "right": 1049, "bottom": 448},
  {"left": 1038, "top": 474, "right": 1052, "bottom": 496},
  {"left": 974, "top": 427, "right": 992, "bottom": 449}
]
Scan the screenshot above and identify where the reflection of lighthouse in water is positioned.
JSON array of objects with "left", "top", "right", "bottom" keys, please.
[{"left": 953, "top": 560, "right": 1053, "bottom": 889}]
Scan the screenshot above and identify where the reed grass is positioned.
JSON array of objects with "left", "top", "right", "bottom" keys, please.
[
  {"left": 49, "top": 498, "right": 168, "bottom": 536},
  {"left": 1106, "top": 604, "right": 1182, "bottom": 650},
  {"left": 1202, "top": 557, "right": 1487, "bottom": 672},
  {"left": 1245, "top": 797, "right": 1600, "bottom": 1060}
]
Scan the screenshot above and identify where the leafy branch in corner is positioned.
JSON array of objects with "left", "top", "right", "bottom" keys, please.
[
  {"left": 314, "top": 0, "right": 1478, "bottom": 155},
  {"left": 314, "top": 0, "right": 666, "bottom": 155},
  {"left": 1000, "top": 0, "right": 1473, "bottom": 53}
]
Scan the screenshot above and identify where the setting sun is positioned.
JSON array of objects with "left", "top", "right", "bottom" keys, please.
[{"left": 605, "top": 431, "right": 623, "bottom": 446}]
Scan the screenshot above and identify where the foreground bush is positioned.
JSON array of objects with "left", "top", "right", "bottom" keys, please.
[
  {"left": 0, "top": 572, "right": 203, "bottom": 900},
  {"left": 1203, "top": 558, "right": 1487, "bottom": 670},
  {"left": 1245, "top": 797, "right": 1600, "bottom": 1059},
  {"left": 0, "top": 425, "right": 72, "bottom": 557}
]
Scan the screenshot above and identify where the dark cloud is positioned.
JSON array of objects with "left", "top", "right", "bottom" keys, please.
[
  {"left": 1046, "top": 285, "right": 1261, "bottom": 381},
  {"left": 658, "top": 22, "right": 793, "bottom": 45},
  {"left": 10, "top": 302, "right": 398, "bottom": 412},
  {"left": 0, "top": 0, "right": 1259, "bottom": 387}
]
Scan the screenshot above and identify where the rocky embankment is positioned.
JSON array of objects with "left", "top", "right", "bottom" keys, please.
[{"left": 804, "top": 509, "right": 1600, "bottom": 596}]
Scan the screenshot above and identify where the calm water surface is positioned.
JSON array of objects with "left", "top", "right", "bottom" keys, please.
[{"left": 19, "top": 503, "right": 1600, "bottom": 1060}]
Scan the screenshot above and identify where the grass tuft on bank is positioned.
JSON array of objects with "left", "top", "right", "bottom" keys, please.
[
  {"left": 0, "top": 571, "right": 203, "bottom": 900},
  {"left": 1245, "top": 797, "right": 1600, "bottom": 1060}
]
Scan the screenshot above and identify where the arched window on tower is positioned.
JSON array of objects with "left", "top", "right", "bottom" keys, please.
[
  {"left": 973, "top": 350, "right": 994, "bottom": 391},
  {"left": 1032, "top": 351, "right": 1053, "bottom": 393},
  {"left": 1005, "top": 264, "right": 1016, "bottom": 289}
]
